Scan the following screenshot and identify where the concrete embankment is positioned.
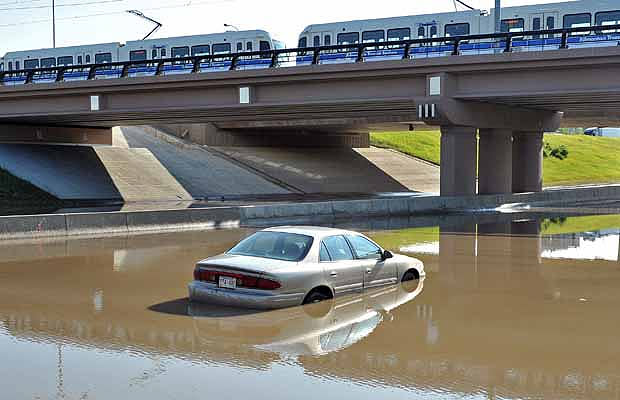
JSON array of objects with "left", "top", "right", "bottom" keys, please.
[{"left": 0, "top": 185, "right": 618, "bottom": 240}]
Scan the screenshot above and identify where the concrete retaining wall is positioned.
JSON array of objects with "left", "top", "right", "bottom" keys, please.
[{"left": 0, "top": 184, "right": 618, "bottom": 240}]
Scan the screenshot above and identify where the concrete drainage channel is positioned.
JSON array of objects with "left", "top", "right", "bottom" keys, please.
[{"left": 0, "top": 185, "right": 619, "bottom": 240}]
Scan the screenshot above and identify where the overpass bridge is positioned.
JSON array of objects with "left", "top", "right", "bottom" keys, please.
[{"left": 1, "top": 26, "right": 619, "bottom": 197}]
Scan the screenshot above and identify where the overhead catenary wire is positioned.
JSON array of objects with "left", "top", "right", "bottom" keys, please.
[
  {"left": 0, "top": 0, "right": 235, "bottom": 28},
  {"left": 0, "top": 0, "right": 124, "bottom": 12}
]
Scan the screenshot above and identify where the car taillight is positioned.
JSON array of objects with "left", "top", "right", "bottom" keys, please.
[
  {"left": 256, "top": 278, "right": 281, "bottom": 290},
  {"left": 194, "top": 268, "right": 280, "bottom": 290}
]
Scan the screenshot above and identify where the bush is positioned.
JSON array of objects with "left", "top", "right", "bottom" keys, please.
[{"left": 543, "top": 142, "right": 569, "bottom": 160}]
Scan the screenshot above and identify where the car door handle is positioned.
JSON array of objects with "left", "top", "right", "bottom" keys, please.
[
  {"left": 366, "top": 268, "right": 373, "bottom": 274},
  {"left": 330, "top": 271, "right": 338, "bottom": 277}
]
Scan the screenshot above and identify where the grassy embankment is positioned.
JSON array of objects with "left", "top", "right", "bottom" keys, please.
[
  {"left": 368, "top": 215, "right": 620, "bottom": 252},
  {"left": 370, "top": 131, "right": 620, "bottom": 187},
  {"left": 0, "top": 168, "right": 62, "bottom": 212}
]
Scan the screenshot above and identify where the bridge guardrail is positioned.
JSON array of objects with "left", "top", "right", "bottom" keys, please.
[{"left": 1, "top": 24, "right": 619, "bottom": 86}]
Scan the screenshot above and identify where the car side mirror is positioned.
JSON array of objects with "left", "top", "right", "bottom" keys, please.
[{"left": 381, "top": 250, "right": 393, "bottom": 261}]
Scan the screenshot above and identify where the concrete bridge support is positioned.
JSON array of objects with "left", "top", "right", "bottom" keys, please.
[
  {"left": 478, "top": 129, "right": 513, "bottom": 195},
  {"left": 512, "top": 131, "right": 543, "bottom": 193},
  {"left": 440, "top": 126, "right": 477, "bottom": 196}
]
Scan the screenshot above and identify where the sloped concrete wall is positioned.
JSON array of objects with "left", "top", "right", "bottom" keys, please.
[{"left": 0, "top": 144, "right": 191, "bottom": 202}]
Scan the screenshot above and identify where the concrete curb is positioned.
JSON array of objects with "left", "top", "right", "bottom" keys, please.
[{"left": 0, "top": 184, "right": 618, "bottom": 240}]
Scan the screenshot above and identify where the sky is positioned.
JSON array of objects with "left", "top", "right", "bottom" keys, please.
[{"left": 0, "top": 0, "right": 572, "bottom": 55}]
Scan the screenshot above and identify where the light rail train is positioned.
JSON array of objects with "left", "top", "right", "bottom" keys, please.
[
  {"left": 1, "top": 0, "right": 619, "bottom": 79},
  {"left": 0, "top": 30, "right": 284, "bottom": 74}
]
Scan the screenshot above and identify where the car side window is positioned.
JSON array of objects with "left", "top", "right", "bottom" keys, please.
[
  {"left": 347, "top": 235, "right": 381, "bottom": 259},
  {"left": 322, "top": 235, "right": 354, "bottom": 261},
  {"left": 319, "top": 242, "right": 331, "bottom": 262}
]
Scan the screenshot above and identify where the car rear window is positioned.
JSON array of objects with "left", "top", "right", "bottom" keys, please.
[{"left": 227, "top": 231, "right": 313, "bottom": 262}]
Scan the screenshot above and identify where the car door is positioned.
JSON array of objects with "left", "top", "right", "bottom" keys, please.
[
  {"left": 321, "top": 235, "right": 363, "bottom": 295},
  {"left": 346, "top": 235, "right": 397, "bottom": 289}
]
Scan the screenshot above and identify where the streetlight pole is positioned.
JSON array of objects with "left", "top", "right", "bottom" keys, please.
[
  {"left": 224, "top": 23, "right": 239, "bottom": 31},
  {"left": 494, "top": 0, "right": 501, "bottom": 33},
  {"left": 52, "top": 0, "right": 56, "bottom": 48}
]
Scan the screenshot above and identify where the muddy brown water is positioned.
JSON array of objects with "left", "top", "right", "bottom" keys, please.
[{"left": 0, "top": 213, "right": 619, "bottom": 399}]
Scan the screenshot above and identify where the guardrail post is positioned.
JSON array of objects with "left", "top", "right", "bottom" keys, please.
[
  {"left": 452, "top": 39, "right": 460, "bottom": 56},
  {"left": 560, "top": 31, "right": 569, "bottom": 49},
  {"left": 191, "top": 58, "right": 200, "bottom": 73},
  {"left": 88, "top": 66, "right": 97, "bottom": 80},
  {"left": 503, "top": 36, "right": 512, "bottom": 53},
  {"left": 25, "top": 70, "right": 34, "bottom": 84},
  {"left": 312, "top": 49, "right": 320, "bottom": 65},
  {"left": 270, "top": 52, "right": 278, "bottom": 68},
  {"left": 229, "top": 55, "right": 238, "bottom": 71},
  {"left": 356, "top": 45, "right": 364, "bottom": 62},
  {"left": 120, "top": 64, "right": 130, "bottom": 78},
  {"left": 403, "top": 43, "right": 411, "bottom": 59},
  {"left": 55, "top": 68, "right": 65, "bottom": 82}
]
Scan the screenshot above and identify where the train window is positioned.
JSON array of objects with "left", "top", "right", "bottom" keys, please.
[
  {"left": 418, "top": 26, "right": 425, "bottom": 38},
  {"left": 246, "top": 41, "right": 253, "bottom": 51},
  {"left": 362, "top": 30, "right": 384, "bottom": 42},
  {"left": 130, "top": 50, "right": 147, "bottom": 61},
  {"left": 95, "top": 53, "right": 111, "bottom": 64},
  {"left": 259, "top": 41, "right": 271, "bottom": 51},
  {"left": 501, "top": 18, "right": 525, "bottom": 33},
  {"left": 24, "top": 59, "right": 39, "bottom": 69},
  {"left": 77, "top": 55, "right": 83, "bottom": 64},
  {"left": 191, "top": 45, "right": 210, "bottom": 56},
  {"left": 15, "top": 61, "right": 20, "bottom": 70},
  {"left": 8, "top": 61, "right": 12, "bottom": 71},
  {"left": 388, "top": 28, "right": 411, "bottom": 41},
  {"left": 171, "top": 46, "right": 189, "bottom": 58},
  {"left": 298, "top": 37, "right": 307, "bottom": 48},
  {"left": 161, "top": 48, "right": 166, "bottom": 57},
  {"left": 41, "top": 57, "right": 55, "bottom": 68},
  {"left": 337, "top": 32, "right": 359, "bottom": 44},
  {"left": 152, "top": 49, "right": 157, "bottom": 59},
  {"left": 533, "top": 17, "right": 541, "bottom": 30},
  {"left": 563, "top": 13, "right": 591, "bottom": 28},
  {"left": 313, "top": 35, "right": 320, "bottom": 46},
  {"left": 237, "top": 42, "right": 243, "bottom": 52},
  {"left": 57, "top": 56, "right": 73, "bottom": 66},
  {"left": 595, "top": 10, "right": 620, "bottom": 33},
  {"left": 213, "top": 43, "right": 231, "bottom": 54},
  {"left": 85, "top": 55, "right": 91, "bottom": 63},
  {"left": 324, "top": 35, "right": 331, "bottom": 45},
  {"left": 547, "top": 16, "right": 555, "bottom": 30},
  {"left": 430, "top": 25, "right": 437, "bottom": 37},
  {"left": 445, "top": 23, "right": 470, "bottom": 36}
]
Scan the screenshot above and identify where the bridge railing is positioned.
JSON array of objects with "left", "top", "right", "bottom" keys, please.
[{"left": 2, "top": 24, "right": 619, "bottom": 85}]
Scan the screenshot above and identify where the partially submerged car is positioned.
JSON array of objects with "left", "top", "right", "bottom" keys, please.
[{"left": 188, "top": 226, "right": 425, "bottom": 309}]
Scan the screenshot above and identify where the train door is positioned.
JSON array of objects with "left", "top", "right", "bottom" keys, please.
[
  {"left": 417, "top": 23, "right": 438, "bottom": 45},
  {"left": 76, "top": 52, "right": 86, "bottom": 66},
  {"left": 530, "top": 12, "right": 559, "bottom": 38}
]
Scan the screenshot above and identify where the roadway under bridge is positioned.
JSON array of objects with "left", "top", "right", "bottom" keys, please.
[{"left": 1, "top": 44, "right": 619, "bottom": 197}]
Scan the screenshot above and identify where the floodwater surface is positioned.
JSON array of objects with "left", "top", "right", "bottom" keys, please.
[{"left": 0, "top": 212, "right": 619, "bottom": 399}]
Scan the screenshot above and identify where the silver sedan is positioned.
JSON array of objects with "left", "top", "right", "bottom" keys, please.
[{"left": 188, "top": 226, "right": 425, "bottom": 309}]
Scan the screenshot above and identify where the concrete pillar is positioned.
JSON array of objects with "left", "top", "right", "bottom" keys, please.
[
  {"left": 478, "top": 128, "right": 513, "bottom": 195},
  {"left": 512, "top": 131, "right": 543, "bottom": 193},
  {"left": 440, "top": 125, "right": 477, "bottom": 196}
]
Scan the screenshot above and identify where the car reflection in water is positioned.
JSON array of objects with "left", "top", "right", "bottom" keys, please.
[{"left": 188, "top": 277, "right": 424, "bottom": 357}]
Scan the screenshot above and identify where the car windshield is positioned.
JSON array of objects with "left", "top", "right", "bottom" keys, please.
[{"left": 227, "top": 231, "right": 313, "bottom": 262}]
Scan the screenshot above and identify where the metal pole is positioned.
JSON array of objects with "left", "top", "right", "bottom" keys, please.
[
  {"left": 52, "top": 0, "right": 56, "bottom": 48},
  {"left": 494, "top": 0, "right": 501, "bottom": 33}
]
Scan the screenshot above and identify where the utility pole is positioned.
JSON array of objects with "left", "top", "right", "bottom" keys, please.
[
  {"left": 494, "top": 0, "right": 501, "bottom": 33},
  {"left": 52, "top": 0, "right": 56, "bottom": 48}
]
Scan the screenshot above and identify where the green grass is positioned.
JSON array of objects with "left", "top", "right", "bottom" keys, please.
[
  {"left": 541, "top": 215, "right": 620, "bottom": 235},
  {"left": 367, "top": 227, "right": 439, "bottom": 252},
  {"left": 0, "top": 167, "right": 61, "bottom": 207},
  {"left": 370, "top": 131, "right": 620, "bottom": 187}
]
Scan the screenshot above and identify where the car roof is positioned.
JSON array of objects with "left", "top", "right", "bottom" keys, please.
[{"left": 262, "top": 226, "right": 360, "bottom": 238}]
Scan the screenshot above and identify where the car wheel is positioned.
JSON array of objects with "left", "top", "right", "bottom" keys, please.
[
  {"left": 303, "top": 290, "right": 331, "bottom": 305},
  {"left": 401, "top": 269, "right": 419, "bottom": 282}
]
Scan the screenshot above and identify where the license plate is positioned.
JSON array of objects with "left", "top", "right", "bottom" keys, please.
[{"left": 218, "top": 276, "right": 237, "bottom": 289}]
